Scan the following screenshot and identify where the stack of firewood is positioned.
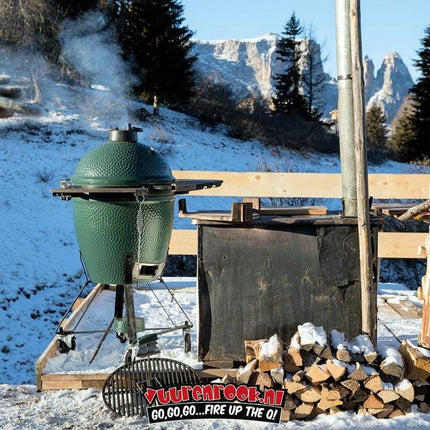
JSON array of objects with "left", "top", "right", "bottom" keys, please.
[{"left": 218, "top": 323, "right": 430, "bottom": 421}]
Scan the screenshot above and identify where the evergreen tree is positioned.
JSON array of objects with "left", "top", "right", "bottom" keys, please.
[
  {"left": 389, "top": 97, "right": 418, "bottom": 160},
  {"left": 56, "top": 0, "right": 100, "bottom": 19},
  {"left": 301, "top": 27, "right": 327, "bottom": 117},
  {"left": 366, "top": 104, "right": 387, "bottom": 149},
  {"left": 409, "top": 24, "right": 430, "bottom": 160},
  {"left": 272, "top": 13, "right": 307, "bottom": 115},
  {"left": 114, "top": 0, "right": 196, "bottom": 114}
]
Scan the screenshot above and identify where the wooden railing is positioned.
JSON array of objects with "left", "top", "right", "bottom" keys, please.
[{"left": 169, "top": 171, "right": 430, "bottom": 259}]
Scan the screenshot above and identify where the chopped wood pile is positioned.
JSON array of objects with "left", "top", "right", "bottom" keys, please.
[{"left": 218, "top": 323, "right": 430, "bottom": 421}]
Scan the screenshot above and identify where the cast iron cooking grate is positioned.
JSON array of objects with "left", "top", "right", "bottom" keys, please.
[{"left": 102, "top": 357, "right": 200, "bottom": 417}]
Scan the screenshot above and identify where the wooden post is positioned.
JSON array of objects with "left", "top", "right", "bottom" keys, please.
[
  {"left": 419, "top": 185, "right": 430, "bottom": 347},
  {"left": 350, "top": 0, "right": 376, "bottom": 340}
]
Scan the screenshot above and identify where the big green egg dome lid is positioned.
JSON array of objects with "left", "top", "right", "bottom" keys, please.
[{"left": 72, "top": 127, "right": 175, "bottom": 187}]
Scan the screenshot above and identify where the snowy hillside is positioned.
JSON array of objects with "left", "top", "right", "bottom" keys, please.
[
  {"left": 0, "top": 76, "right": 423, "bottom": 383},
  {"left": 0, "top": 73, "right": 428, "bottom": 428}
]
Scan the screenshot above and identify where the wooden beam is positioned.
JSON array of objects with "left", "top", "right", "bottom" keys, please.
[
  {"left": 173, "top": 171, "right": 430, "bottom": 199},
  {"left": 35, "top": 284, "right": 103, "bottom": 390},
  {"left": 170, "top": 230, "right": 428, "bottom": 259},
  {"left": 169, "top": 229, "right": 197, "bottom": 255},
  {"left": 378, "top": 233, "right": 428, "bottom": 259}
]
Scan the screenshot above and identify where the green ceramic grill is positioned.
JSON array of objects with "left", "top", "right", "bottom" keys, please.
[{"left": 66, "top": 126, "right": 175, "bottom": 285}]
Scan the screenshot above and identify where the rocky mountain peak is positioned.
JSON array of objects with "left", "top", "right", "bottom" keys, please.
[
  {"left": 193, "top": 36, "right": 414, "bottom": 123},
  {"left": 366, "top": 51, "right": 414, "bottom": 122}
]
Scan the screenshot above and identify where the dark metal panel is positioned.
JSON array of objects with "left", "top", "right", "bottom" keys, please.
[{"left": 198, "top": 222, "right": 378, "bottom": 362}]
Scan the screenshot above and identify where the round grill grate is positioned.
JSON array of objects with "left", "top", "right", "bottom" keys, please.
[{"left": 102, "top": 357, "right": 200, "bottom": 417}]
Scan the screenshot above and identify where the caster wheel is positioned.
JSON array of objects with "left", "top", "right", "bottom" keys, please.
[{"left": 116, "top": 333, "right": 127, "bottom": 343}]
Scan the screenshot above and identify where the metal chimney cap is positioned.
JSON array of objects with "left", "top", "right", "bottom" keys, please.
[{"left": 109, "top": 124, "right": 143, "bottom": 143}]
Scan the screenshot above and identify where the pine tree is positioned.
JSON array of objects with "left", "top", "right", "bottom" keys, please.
[
  {"left": 301, "top": 27, "right": 327, "bottom": 117},
  {"left": 114, "top": 0, "right": 196, "bottom": 114},
  {"left": 272, "top": 13, "right": 307, "bottom": 115},
  {"left": 56, "top": 0, "right": 100, "bottom": 19},
  {"left": 408, "top": 24, "right": 430, "bottom": 160},
  {"left": 390, "top": 97, "right": 418, "bottom": 160},
  {"left": 366, "top": 104, "right": 387, "bottom": 149}
]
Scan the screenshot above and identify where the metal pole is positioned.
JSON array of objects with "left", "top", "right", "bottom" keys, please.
[
  {"left": 335, "top": 0, "right": 357, "bottom": 217},
  {"left": 350, "top": 0, "right": 376, "bottom": 340}
]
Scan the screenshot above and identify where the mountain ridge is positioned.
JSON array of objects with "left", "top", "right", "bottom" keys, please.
[{"left": 193, "top": 35, "right": 414, "bottom": 122}]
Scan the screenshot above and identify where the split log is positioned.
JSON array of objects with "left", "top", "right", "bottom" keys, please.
[
  {"left": 280, "top": 409, "right": 293, "bottom": 422},
  {"left": 259, "top": 334, "right": 284, "bottom": 365},
  {"left": 394, "top": 379, "right": 415, "bottom": 402},
  {"left": 363, "top": 393, "right": 385, "bottom": 409},
  {"left": 255, "top": 372, "right": 273, "bottom": 390},
  {"left": 341, "top": 379, "right": 360, "bottom": 396},
  {"left": 308, "top": 407, "right": 328, "bottom": 420},
  {"left": 349, "top": 388, "right": 368, "bottom": 403},
  {"left": 350, "top": 334, "right": 377, "bottom": 364},
  {"left": 326, "top": 359, "right": 347, "bottom": 381},
  {"left": 388, "top": 408, "right": 405, "bottom": 418},
  {"left": 282, "top": 394, "right": 298, "bottom": 411},
  {"left": 301, "top": 350, "right": 321, "bottom": 368},
  {"left": 236, "top": 359, "right": 258, "bottom": 384},
  {"left": 418, "top": 402, "right": 430, "bottom": 413},
  {"left": 317, "top": 397, "right": 343, "bottom": 411},
  {"left": 296, "top": 386, "right": 322, "bottom": 403},
  {"left": 375, "top": 404, "right": 395, "bottom": 419},
  {"left": 306, "top": 364, "right": 331, "bottom": 385},
  {"left": 220, "top": 374, "right": 236, "bottom": 385},
  {"left": 284, "top": 346, "right": 303, "bottom": 373},
  {"left": 349, "top": 362, "right": 370, "bottom": 382},
  {"left": 292, "top": 370, "right": 305, "bottom": 382},
  {"left": 321, "top": 385, "right": 343, "bottom": 401},
  {"left": 379, "top": 346, "right": 405, "bottom": 384},
  {"left": 395, "top": 397, "right": 412, "bottom": 414},
  {"left": 298, "top": 322, "right": 328, "bottom": 352},
  {"left": 363, "top": 374, "right": 383, "bottom": 393},
  {"left": 330, "top": 330, "right": 352, "bottom": 363},
  {"left": 378, "top": 383, "right": 400, "bottom": 403},
  {"left": 270, "top": 368, "right": 284, "bottom": 385},
  {"left": 244, "top": 339, "right": 266, "bottom": 363},
  {"left": 398, "top": 339, "right": 430, "bottom": 381},
  {"left": 294, "top": 402, "right": 314, "bottom": 419},
  {"left": 283, "top": 380, "right": 307, "bottom": 395}
]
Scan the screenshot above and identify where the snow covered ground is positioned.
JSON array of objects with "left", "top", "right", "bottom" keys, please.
[{"left": 0, "top": 71, "right": 429, "bottom": 428}]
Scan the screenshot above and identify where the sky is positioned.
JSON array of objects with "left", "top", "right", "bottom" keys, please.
[{"left": 181, "top": 0, "right": 429, "bottom": 81}]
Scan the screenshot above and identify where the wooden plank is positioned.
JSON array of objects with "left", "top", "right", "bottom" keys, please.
[
  {"left": 169, "top": 229, "right": 197, "bottom": 255},
  {"left": 170, "top": 230, "right": 428, "bottom": 258},
  {"left": 259, "top": 206, "right": 328, "bottom": 215},
  {"left": 378, "top": 232, "right": 428, "bottom": 259},
  {"left": 173, "top": 171, "right": 341, "bottom": 198},
  {"left": 41, "top": 373, "right": 109, "bottom": 381},
  {"left": 42, "top": 380, "right": 84, "bottom": 390},
  {"left": 383, "top": 297, "right": 422, "bottom": 320},
  {"left": 35, "top": 284, "right": 103, "bottom": 390},
  {"left": 173, "top": 171, "right": 430, "bottom": 199}
]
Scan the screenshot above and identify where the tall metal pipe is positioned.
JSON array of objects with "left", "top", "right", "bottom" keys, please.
[{"left": 335, "top": 0, "right": 357, "bottom": 217}]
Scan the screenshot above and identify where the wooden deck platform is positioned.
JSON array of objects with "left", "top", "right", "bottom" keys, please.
[{"left": 36, "top": 281, "right": 424, "bottom": 391}]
